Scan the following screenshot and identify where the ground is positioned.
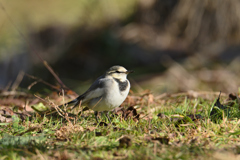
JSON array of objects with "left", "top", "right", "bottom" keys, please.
[{"left": 0, "top": 90, "right": 240, "bottom": 160}]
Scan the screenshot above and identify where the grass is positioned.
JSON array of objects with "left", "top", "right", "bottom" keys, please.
[{"left": 0, "top": 92, "right": 240, "bottom": 160}]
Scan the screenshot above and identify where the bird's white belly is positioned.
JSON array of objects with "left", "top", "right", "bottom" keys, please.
[{"left": 87, "top": 80, "right": 129, "bottom": 111}]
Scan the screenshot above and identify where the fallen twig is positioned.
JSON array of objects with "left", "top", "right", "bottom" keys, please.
[{"left": 26, "top": 73, "right": 62, "bottom": 92}]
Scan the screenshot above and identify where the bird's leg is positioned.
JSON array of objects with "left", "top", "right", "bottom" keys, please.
[
  {"left": 94, "top": 111, "right": 99, "bottom": 123},
  {"left": 104, "top": 111, "right": 112, "bottom": 124}
]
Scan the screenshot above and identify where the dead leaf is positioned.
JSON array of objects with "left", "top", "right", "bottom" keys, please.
[
  {"left": 98, "top": 122, "right": 108, "bottom": 127},
  {"left": 144, "top": 135, "right": 170, "bottom": 145},
  {"left": 113, "top": 127, "right": 125, "bottom": 131},
  {"left": 114, "top": 106, "right": 140, "bottom": 122},
  {"left": 125, "top": 106, "right": 140, "bottom": 122},
  {"left": 0, "top": 114, "right": 12, "bottom": 122},
  {"left": 148, "top": 94, "right": 154, "bottom": 104},
  {"left": 95, "top": 132, "right": 102, "bottom": 136},
  {"left": 118, "top": 136, "right": 132, "bottom": 148},
  {"left": 227, "top": 93, "right": 240, "bottom": 107},
  {"left": 210, "top": 92, "right": 228, "bottom": 122},
  {"left": 55, "top": 125, "right": 84, "bottom": 140},
  {"left": 87, "top": 126, "right": 97, "bottom": 131},
  {"left": 214, "top": 92, "right": 226, "bottom": 110},
  {"left": 187, "top": 114, "right": 203, "bottom": 121},
  {"left": 228, "top": 93, "right": 238, "bottom": 101},
  {"left": 157, "top": 113, "right": 167, "bottom": 119},
  {"left": 151, "top": 136, "right": 169, "bottom": 145}
]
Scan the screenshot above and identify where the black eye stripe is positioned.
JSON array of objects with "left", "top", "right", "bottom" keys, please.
[
  {"left": 108, "top": 70, "right": 125, "bottom": 74},
  {"left": 116, "top": 71, "right": 125, "bottom": 73}
]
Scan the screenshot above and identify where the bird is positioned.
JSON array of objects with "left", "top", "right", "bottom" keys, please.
[{"left": 59, "top": 65, "right": 133, "bottom": 123}]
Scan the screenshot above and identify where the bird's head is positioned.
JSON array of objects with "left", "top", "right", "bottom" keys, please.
[{"left": 106, "top": 65, "right": 133, "bottom": 81}]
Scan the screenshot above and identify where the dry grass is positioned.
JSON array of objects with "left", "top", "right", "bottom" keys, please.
[{"left": 0, "top": 89, "right": 240, "bottom": 159}]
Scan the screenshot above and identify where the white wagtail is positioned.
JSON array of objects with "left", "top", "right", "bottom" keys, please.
[{"left": 59, "top": 65, "right": 133, "bottom": 123}]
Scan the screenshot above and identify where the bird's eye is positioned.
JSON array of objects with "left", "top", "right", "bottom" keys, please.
[{"left": 116, "top": 71, "right": 121, "bottom": 73}]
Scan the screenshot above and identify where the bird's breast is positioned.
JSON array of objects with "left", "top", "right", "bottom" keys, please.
[{"left": 104, "top": 79, "right": 130, "bottom": 107}]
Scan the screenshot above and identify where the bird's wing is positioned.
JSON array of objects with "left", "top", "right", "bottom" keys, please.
[
  {"left": 79, "top": 75, "right": 108, "bottom": 103},
  {"left": 59, "top": 75, "right": 110, "bottom": 110}
]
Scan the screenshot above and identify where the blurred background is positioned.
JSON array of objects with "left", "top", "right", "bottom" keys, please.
[{"left": 0, "top": 0, "right": 239, "bottom": 95}]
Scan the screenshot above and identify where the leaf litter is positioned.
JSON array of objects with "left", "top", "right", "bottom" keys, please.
[{"left": 1, "top": 88, "right": 240, "bottom": 159}]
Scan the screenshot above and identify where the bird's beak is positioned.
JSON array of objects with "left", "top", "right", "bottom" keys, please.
[{"left": 126, "top": 70, "right": 134, "bottom": 74}]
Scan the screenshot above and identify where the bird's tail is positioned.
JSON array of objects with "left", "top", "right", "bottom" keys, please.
[
  {"left": 46, "top": 95, "right": 87, "bottom": 115},
  {"left": 58, "top": 96, "right": 82, "bottom": 110},
  {"left": 46, "top": 97, "right": 80, "bottom": 115}
]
